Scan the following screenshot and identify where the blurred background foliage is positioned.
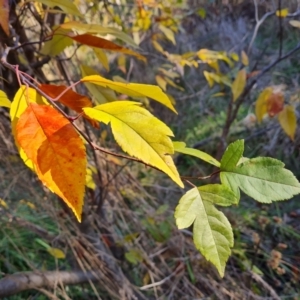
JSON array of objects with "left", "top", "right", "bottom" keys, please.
[{"left": 1, "top": 0, "right": 300, "bottom": 299}]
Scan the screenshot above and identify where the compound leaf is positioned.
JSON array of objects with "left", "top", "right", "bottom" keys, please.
[{"left": 83, "top": 101, "right": 183, "bottom": 187}]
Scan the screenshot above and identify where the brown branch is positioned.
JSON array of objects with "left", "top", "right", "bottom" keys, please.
[{"left": 0, "top": 270, "right": 102, "bottom": 297}]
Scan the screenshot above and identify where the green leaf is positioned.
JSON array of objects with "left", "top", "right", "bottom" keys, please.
[
  {"left": 36, "top": 0, "right": 82, "bottom": 16},
  {"left": 0, "top": 90, "right": 11, "bottom": 108},
  {"left": 173, "top": 141, "right": 220, "bottom": 167},
  {"left": 198, "top": 184, "right": 239, "bottom": 206},
  {"left": 83, "top": 102, "right": 183, "bottom": 187},
  {"left": 81, "top": 74, "right": 176, "bottom": 113},
  {"left": 220, "top": 140, "right": 244, "bottom": 170},
  {"left": 175, "top": 187, "right": 233, "bottom": 277},
  {"left": 221, "top": 157, "right": 300, "bottom": 203}
]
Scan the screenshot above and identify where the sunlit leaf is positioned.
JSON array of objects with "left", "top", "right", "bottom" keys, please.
[
  {"left": 155, "top": 75, "right": 167, "bottom": 91},
  {"left": 83, "top": 101, "right": 183, "bottom": 187},
  {"left": 59, "top": 21, "right": 137, "bottom": 47},
  {"left": 0, "top": 0, "right": 9, "bottom": 36},
  {"left": 85, "top": 165, "right": 97, "bottom": 190},
  {"left": 232, "top": 69, "right": 246, "bottom": 102},
  {"left": 276, "top": 8, "right": 289, "bottom": 18},
  {"left": 152, "top": 40, "right": 164, "bottom": 53},
  {"left": 220, "top": 140, "right": 300, "bottom": 203},
  {"left": 16, "top": 103, "right": 86, "bottom": 222},
  {"left": 173, "top": 141, "right": 220, "bottom": 167},
  {"left": 0, "top": 90, "right": 11, "bottom": 108},
  {"left": 255, "top": 87, "right": 273, "bottom": 123},
  {"left": 39, "top": 84, "right": 99, "bottom": 127},
  {"left": 35, "top": 0, "right": 82, "bottom": 16},
  {"left": 175, "top": 187, "right": 233, "bottom": 277},
  {"left": 69, "top": 34, "right": 146, "bottom": 62},
  {"left": 278, "top": 105, "right": 297, "bottom": 140},
  {"left": 93, "top": 48, "right": 109, "bottom": 71},
  {"left": 81, "top": 74, "right": 176, "bottom": 112}
]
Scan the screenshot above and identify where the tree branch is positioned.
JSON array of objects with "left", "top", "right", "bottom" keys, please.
[{"left": 0, "top": 270, "right": 102, "bottom": 297}]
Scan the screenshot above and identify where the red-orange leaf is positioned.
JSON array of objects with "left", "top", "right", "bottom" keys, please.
[
  {"left": 267, "top": 93, "right": 284, "bottom": 117},
  {"left": 16, "top": 103, "right": 86, "bottom": 222},
  {"left": 0, "top": 0, "right": 9, "bottom": 36},
  {"left": 69, "top": 34, "right": 146, "bottom": 62},
  {"left": 39, "top": 84, "right": 99, "bottom": 128}
]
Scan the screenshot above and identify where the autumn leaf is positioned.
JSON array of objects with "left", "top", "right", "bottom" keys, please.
[
  {"left": 232, "top": 69, "right": 246, "bottom": 102},
  {"left": 81, "top": 74, "right": 176, "bottom": 112},
  {"left": 278, "top": 105, "right": 297, "bottom": 140},
  {"left": 0, "top": 90, "right": 11, "bottom": 108},
  {"left": 159, "top": 24, "right": 176, "bottom": 45},
  {"left": 276, "top": 8, "right": 289, "bottom": 18},
  {"left": 155, "top": 75, "right": 167, "bottom": 91},
  {"left": 83, "top": 101, "right": 183, "bottom": 187},
  {"left": 35, "top": 0, "right": 82, "bottom": 16},
  {"left": 0, "top": 0, "right": 9, "bottom": 36},
  {"left": 241, "top": 51, "right": 249, "bottom": 66},
  {"left": 69, "top": 34, "right": 146, "bottom": 62},
  {"left": 16, "top": 103, "right": 86, "bottom": 222},
  {"left": 267, "top": 92, "right": 284, "bottom": 117},
  {"left": 255, "top": 87, "right": 273, "bottom": 122},
  {"left": 39, "top": 84, "right": 99, "bottom": 127}
]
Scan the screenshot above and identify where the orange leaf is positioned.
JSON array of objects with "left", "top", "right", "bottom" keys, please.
[
  {"left": 39, "top": 84, "right": 99, "bottom": 128},
  {"left": 0, "top": 0, "right": 9, "bottom": 36},
  {"left": 16, "top": 103, "right": 86, "bottom": 222},
  {"left": 267, "top": 93, "right": 284, "bottom": 117},
  {"left": 69, "top": 34, "right": 146, "bottom": 62}
]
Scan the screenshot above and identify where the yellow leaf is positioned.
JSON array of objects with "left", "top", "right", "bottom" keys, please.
[
  {"left": 241, "top": 51, "right": 249, "bottom": 66},
  {"left": 198, "top": 49, "right": 233, "bottom": 67},
  {"left": 41, "top": 28, "right": 73, "bottom": 56},
  {"left": 118, "top": 54, "right": 127, "bottom": 74},
  {"left": 159, "top": 24, "right": 176, "bottom": 45},
  {"left": 203, "top": 71, "right": 215, "bottom": 87},
  {"left": 86, "top": 166, "right": 97, "bottom": 190},
  {"left": 60, "top": 21, "right": 137, "bottom": 48},
  {"left": 0, "top": 198, "right": 8, "bottom": 209},
  {"left": 0, "top": 90, "right": 11, "bottom": 108},
  {"left": 230, "top": 53, "right": 239, "bottom": 62},
  {"left": 10, "top": 86, "right": 48, "bottom": 170},
  {"left": 276, "top": 8, "right": 289, "bottom": 18},
  {"left": 164, "top": 77, "right": 184, "bottom": 91},
  {"left": 81, "top": 74, "right": 176, "bottom": 113},
  {"left": 232, "top": 69, "right": 246, "bottom": 102},
  {"left": 255, "top": 87, "right": 273, "bottom": 123},
  {"left": 289, "top": 20, "right": 300, "bottom": 28},
  {"left": 81, "top": 65, "right": 116, "bottom": 104},
  {"left": 278, "top": 105, "right": 297, "bottom": 140},
  {"left": 47, "top": 247, "right": 66, "bottom": 259},
  {"left": 83, "top": 102, "right": 183, "bottom": 187},
  {"left": 152, "top": 40, "right": 164, "bottom": 53},
  {"left": 36, "top": 0, "right": 81, "bottom": 16},
  {"left": 155, "top": 75, "right": 167, "bottom": 91},
  {"left": 93, "top": 48, "right": 109, "bottom": 71}
]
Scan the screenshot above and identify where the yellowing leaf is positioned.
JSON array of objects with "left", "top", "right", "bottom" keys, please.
[
  {"left": 289, "top": 20, "right": 300, "bottom": 28},
  {"left": 159, "top": 24, "right": 176, "bottom": 45},
  {"left": 47, "top": 247, "right": 66, "bottom": 259},
  {"left": 80, "top": 65, "right": 116, "bottom": 104},
  {"left": 198, "top": 49, "right": 233, "bottom": 67},
  {"left": 278, "top": 105, "right": 297, "bottom": 140},
  {"left": 0, "top": 0, "right": 9, "bottom": 36},
  {"left": 86, "top": 165, "right": 97, "bottom": 190},
  {"left": 10, "top": 86, "right": 48, "bottom": 170},
  {"left": 69, "top": 34, "right": 146, "bottom": 62},
  {"left": 16, "top": 103, "right": 86, "bottom": 222},
  {"left": 35, "top": 0, "right": 82, "bottom": 16},
  {"left": 232, "top": 69, "right": 246, "bottom": 102},
  {"left": 203, "top": 71, "right": 215, "bottom": 87},
  {"left": 276, "top": 8, "right": 289, "bottom": 18},
  {"left": 0, "top": 198, "right": 8, "bottom": 209},
  {"left": 155, "top": 75, "right": 167, "bottom": 91},
  {"left": 41, "top": 28, "right": 73, "bottom": 56},
  {"left": 152, "top": 40, "right": 164, "bottom": 53},
  {"left": 255, "top": 87, "right": 273, "bottom": 123},
  {"left": 81, "top": 74, "right": 176, "bottom": 113},
  {"left": 93, "top": 48, "right": 109, "bottom": 71},
  {"left": 118, "top": 54, "right": 127, "bottom": 74},
  {"left": 83, "top": 102, "right": 183, "bottom": 187},
  {"left": 59, "top": 22, "right": 137, "bottom": 47},
  {"left": 0, "top": 90, "right": 11, "bottom": 108},
  {"left": 164, "top": 77, "right": 184, "bottom": 91},
  {"left": 241, "top": 51, "right": 249, "bottom": 66}
]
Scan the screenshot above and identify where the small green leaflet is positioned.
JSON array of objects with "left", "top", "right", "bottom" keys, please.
[
  {"left": 175, "top": 185, "right": 234, "bottom": 277},
  {"left": 220, "top": 140, "right": 300, "bottom": 203},
  {"left": 173, "top": 141, "right": 220, "bottom": 167}
]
